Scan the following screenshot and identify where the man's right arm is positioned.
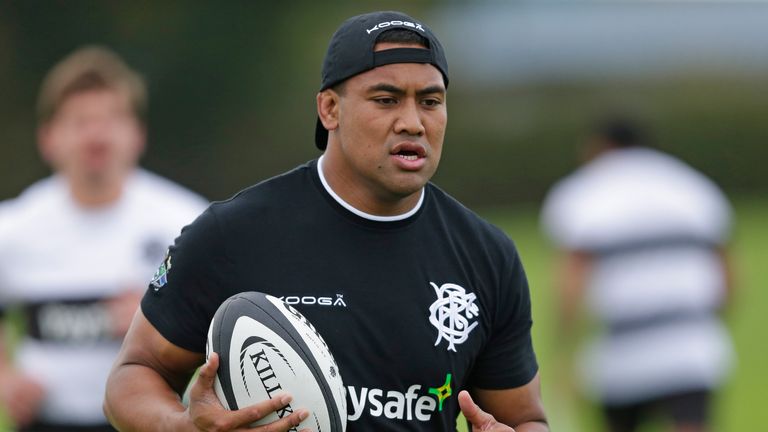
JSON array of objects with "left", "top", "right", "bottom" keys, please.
[{"left": 104, "top": 307, "right": 310, "bottom": 432}]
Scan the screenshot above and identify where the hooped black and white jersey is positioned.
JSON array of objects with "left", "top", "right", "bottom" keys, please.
[
  {"left": 0, "top": 170, "right": 207, "bottom": 425},
  {"left": 541, "top": 147, "right": 734, "bottom": 404},
  {"left": 142, "top": 157, "right": 538, "bottom": 431}
]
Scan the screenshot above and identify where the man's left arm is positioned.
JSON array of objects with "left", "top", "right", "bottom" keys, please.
[{"left": 460, "top": 373, "right": 548, "bottom": 432}]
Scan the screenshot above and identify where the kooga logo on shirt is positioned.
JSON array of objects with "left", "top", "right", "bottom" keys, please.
[
  {"left": 278, "top": 295, "right": 347, "bottom": 307},
  {"left": 347, "top": 374, "right": 452, "bottom": 422}
]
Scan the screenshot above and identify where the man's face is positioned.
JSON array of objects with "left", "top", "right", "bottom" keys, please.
[
  {"left": 324, "top": 42, "right": 447, "bottom": 209},
  {"left": 39, "top": 88, "right": 144, "bottom": 185}
]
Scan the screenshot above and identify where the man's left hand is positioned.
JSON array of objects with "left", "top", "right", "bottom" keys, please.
[{"left": 459, "top": 390, "right": 515, "bottom": 431}]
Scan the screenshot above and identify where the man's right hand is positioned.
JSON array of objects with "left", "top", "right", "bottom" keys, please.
[
  {"left": 104, "top": 309, "right": 312, "bottom": 432},
  {"left": 187, "top": 352, "right": 311, "bottom": 432}
]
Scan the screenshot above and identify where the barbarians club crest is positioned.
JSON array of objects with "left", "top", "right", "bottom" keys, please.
[{"left": 428, "top": 282, "right": 479, "bottom": 352}]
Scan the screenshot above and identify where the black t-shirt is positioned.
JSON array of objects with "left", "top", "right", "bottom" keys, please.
[{"left": 142, "top": 159, "right": 538, "bottom": 431}]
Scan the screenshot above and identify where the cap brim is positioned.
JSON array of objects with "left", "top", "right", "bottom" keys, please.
[{"left": 315, "top": 117, "right": 328, "bottom": 150}]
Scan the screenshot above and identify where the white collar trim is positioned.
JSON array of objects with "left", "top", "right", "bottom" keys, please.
[{"left": 317, "top": 155, "right": 424, "bottom": 222}]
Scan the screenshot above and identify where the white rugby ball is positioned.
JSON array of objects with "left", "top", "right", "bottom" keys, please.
[{"left": 206, "top": 291, "right": 346, "bottom": 431}]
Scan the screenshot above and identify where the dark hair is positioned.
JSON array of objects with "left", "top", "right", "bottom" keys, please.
[
  {"left": 593, "top": 116, "right": 648, "bottom": 148},
  {"left": 375, "top": 28, "right": 429, "bottom": 47}
]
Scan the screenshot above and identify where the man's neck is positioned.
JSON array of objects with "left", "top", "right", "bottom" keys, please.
[{"left": 317, "top": 155, "right": 423, "bottom": 221}]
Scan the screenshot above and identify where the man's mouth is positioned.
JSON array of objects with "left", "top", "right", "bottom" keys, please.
[
  {"left": 395, "top": 151, "right": 419, "bottom": 161},
  {"left": 391, "top": 143, "right": 426, "bottom": 161}
]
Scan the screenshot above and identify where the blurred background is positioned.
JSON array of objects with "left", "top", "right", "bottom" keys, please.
[{"left": 1, "top": 1, "right": 766, "bottom": 430}]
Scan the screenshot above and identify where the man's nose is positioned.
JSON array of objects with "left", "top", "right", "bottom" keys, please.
[{"left": 394, "top": 99, "right": 425, "bottom": 136}]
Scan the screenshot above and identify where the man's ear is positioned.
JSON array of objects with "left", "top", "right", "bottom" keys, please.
[{"left": 317, "top": 89, "right": 340, "bottom": 132}]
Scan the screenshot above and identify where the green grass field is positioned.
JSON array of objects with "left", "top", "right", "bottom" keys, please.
[{"left": 456, "top": 195, "right": 768, "bottom": 431}]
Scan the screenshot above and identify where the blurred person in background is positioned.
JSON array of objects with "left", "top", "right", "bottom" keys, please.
[
  {"left": 0, "top": 46, "right": 207, "bottom": 431},
  {"left": 540, "top": 116, "right": 734, "bottom": 432}
]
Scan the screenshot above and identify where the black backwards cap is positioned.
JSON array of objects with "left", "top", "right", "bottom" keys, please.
[{"left": 315, "top": 11, "right": 449, "bottom": 150}]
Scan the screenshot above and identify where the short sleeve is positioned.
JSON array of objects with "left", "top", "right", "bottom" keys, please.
[
  {"left": 468, "top": 247, "right": 539, "bottom": 390},
  {"left": 141, "top": 207, "right": 233, "bottom": 353}
]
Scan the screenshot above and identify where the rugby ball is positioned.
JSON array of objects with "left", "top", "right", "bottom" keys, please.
[{"left": 206, "top": 291, "right": 346, "bottom": 431}]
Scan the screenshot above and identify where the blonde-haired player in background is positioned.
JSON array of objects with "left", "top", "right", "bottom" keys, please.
[{"left": 0, "top": 46, "right": 207, "bottom": 431}]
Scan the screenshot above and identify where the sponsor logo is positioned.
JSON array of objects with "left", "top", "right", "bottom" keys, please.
[
  {"left": 428, "top": 282, "right": 479, "bottom": 352},
  {"left": 428, "top": 373, "right": 452, "bottom": 411},
  {"left": 347, "top": 373, "right": 452, "bottom": 422},
  {"left": 150, "top": 251, "right": 172, "bottom": 290},
  {"left": 366, "top": 20, "right": 425, "bottom": 35},
  {"left": 240, "top": 336, "right": 297, "bottom": 429},
  {"left": 278, "top": 294, "right": 347, "bottom": 307}
]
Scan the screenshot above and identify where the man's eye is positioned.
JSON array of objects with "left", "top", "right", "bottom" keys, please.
[
  {"left": 375, "top": 97, "right": 397, "bottom": 106},
  {"left": 422, "top": 98, "right": 442, "bottom": 107}
]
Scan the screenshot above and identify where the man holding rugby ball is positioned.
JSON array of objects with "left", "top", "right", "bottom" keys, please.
[{"left": 105, "top": 11, "right": 548, "bottom": 432}]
